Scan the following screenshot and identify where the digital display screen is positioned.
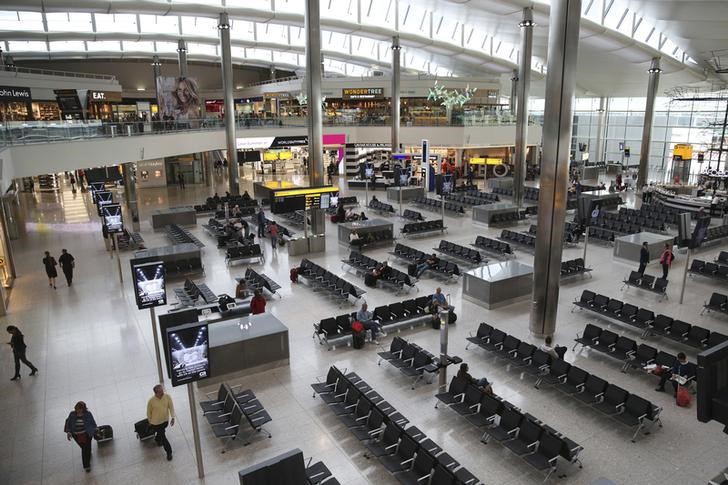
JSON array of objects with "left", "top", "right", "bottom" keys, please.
[
  {"left": 132, "top": 261, "right": 167, "bottom": 310},
  {"left": 166, "top": 322, "right": 209, "bottom": 387},
  {"left": 442, "top": 174, "right": 453, "bottom": 194},
  {"left": 271, "top": 186, "right": 339, "bottom": 214},
  {"left": 102, "top": 203, "right": 123, "bottom": 233},
  {"left": 95, "top": 191, "right": 113, "bottom": 216},
  {"left": 320, "top": 194, "right": 331, "bottom": 210}
]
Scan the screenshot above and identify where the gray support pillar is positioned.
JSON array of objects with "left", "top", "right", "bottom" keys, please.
[
  {"left": 270, "top": 65, "right": 276, "bottom": 80},
  {"left": 305, "top": 0, "right": 325, "bottom": 234},
  {"left": 595, "top": 97, "right": 607, "bottom": 163},
  {"left": 218, "top": 14, "right": 240, "bottom": 195},
  {"left": 529, "top": 0, "right": 581, "bottom": 338},
  {"left": 152, "top": 56, "right": 162, "bottom": 104},
  {"left": 177, "top": 39, "right": 188, "bottom": 78},
  {"left": 513, "top": 7, "right": 534, "bottom": 209},
  {"left": 391, "top": 36, "right": 401, "bottom": 154},
  {"left": 509, "top": 69, "right": 518, "bottom": 114},
  {"left": 122, "top": 163, "right": 140, "bottom": 232},
  {"left": 636, "top": 57, "right": 661, "bottom": 191}
]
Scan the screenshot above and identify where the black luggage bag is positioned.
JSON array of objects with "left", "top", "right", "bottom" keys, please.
[
  {"left": 352, "top": 332, "right": 365, "bottom": 349},
  {"left": 408, "top": 263, "right": 418, "bottom": 277},
  {"left": 364, "top": 272, "right": 378, "bottom": 287},
  {"left": 134, "top": 419, "right": 155, "bottom": 441},
  {"left": 94, "top": 425, "right": 114, "bottom": 443}
]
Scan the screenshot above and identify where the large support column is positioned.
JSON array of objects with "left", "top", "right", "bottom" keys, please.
[
  {"left": 391, "top": 36, "right": 401, "bottom": 154},
  {"left": 509, "top": 69, "right": 518, "bottom": 114},
  {"left": 529, "top": 0, "right": 581, "bottom": 337},
  {"left": 513, "top": 7, "right": 534, "bottom": 209},
  {"left": 151, "top": 56, "right": 161, "bottom": 100},
  {"left": 269, "top": 65, "right": 276, "bottom": 81},
  {"left": 177, "top": 39, "right": 188, "bottom": 78},
  {"left": 594, "top": 97, "right": 607, "bottom": 163},
  {"left": 122, "top": 163, "right": 140, "bottom": 232},
  {"left": 636, "top": 57, "right": 661, "bottom": 191},
  {"left": 305, "top": 0, "right": 325, "bottom": 234},
  {"left": 218, "top": 14, "right": 240, "bottom": 195}
]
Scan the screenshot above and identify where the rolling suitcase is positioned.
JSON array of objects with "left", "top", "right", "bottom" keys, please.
[
  {"left": 94, "top": 425, "right": 114, "bottom": 443},
  {"left": 134, "top": 419, "right": 155, "bottom": 441},
  {"left": 364, "top": 272, "right": 377, "bottom": 288},
  {"left": 408, "top": 263, "right": 418, "bottom": 277}
]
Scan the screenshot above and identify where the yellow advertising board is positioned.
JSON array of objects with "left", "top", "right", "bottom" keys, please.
[
  {"left": 673, "top": 144, "right": 693, "bottom": 160},
  {"left": 486, "top": 158, "right": 503, "bottom": 165}
]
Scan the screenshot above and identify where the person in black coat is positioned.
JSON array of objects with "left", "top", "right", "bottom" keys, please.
[
  {"left": 637, "top": 242, "right": 649, "bottom": 274},
  {"left": 43, "top": 250, "right": 58, "bottom": 289},
  {"left": 6, "top": 325, "right": 38, "bottom": 380},
  {"left": 58, "top": 249, "right": 75, "bottom": 287}
]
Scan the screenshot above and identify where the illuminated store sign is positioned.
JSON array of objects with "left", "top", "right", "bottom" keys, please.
[
  {"left": 0, "top": 85, "right": 31, "bottom": 102},
  {"left": 342, "top": 87, "right": 384, "bottom": 99}
]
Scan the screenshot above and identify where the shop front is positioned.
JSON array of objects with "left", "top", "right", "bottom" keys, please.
[
  {"left": 31, "top": 100, "right": 60, "bottom": 120},
  {"left": 0, "top": 190, "right": 21, "bottom": 314},
  {"left": 137, "top": 159, "right": 167, "bottom": 188},
  {"left": 0, "top": 85, "right": 33, "bottom": 122},
  {"left": 54, "top": 89, "right": 84, "bottom": 120},
  {"left": 87, "top": 90, "right": 122, "bottom": 121},
  {"left": 165, "top": 153, "right": 204, "bottom": 186}
]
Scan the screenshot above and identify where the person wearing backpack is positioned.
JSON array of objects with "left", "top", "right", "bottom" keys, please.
[{"left": 659, "top": 243, "right": 674, "bottom": 279}]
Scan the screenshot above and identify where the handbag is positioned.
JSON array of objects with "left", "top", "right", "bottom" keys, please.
[{"left": 676, "top": 386, "right": 691, "bottom": 407}]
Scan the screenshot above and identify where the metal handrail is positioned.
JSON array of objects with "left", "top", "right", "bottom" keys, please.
[{"left": 0, "top": 66, "right": 117, "bottom": 81}]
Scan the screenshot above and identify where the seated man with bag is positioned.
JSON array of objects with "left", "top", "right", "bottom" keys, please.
[{"left": 355, "top": 302, "right": 386, "bottom": 344}]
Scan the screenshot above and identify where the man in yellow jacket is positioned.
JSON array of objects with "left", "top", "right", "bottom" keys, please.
[{"left": 147, "top": 384, "right": 175, "bottom": 461}]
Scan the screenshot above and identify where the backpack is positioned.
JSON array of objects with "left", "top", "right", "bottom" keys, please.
[{"left": 290, "top": 267, "right": 299, "bottom": 283}]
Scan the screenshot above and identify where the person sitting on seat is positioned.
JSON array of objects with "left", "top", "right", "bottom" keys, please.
[
  {"left": 371, "top": 261, "right": 391, "bottom": 282},
  {"left": 349, "top": 230, "right": 364, "bottom": 248},
  {"left": 231, "top": 205, "right": 242, "bottom": 218},
  {"left": 359, "top": 212, "right": 368, "bottom": 221},
  {"left": 431, "top": 287, "right": 450, "bottom": 311},
  {"left": 241, "top": 190, "right": 251, "bottom": 200},
  {"left": 457, "top": 363, "right": 493, "bottom": 394},
  {"left": 336, "top": 203, "right": 346, "bottom": 223},
  {"left": 655, "top": 352, "right": 696, "bottom": 397},
  {"left": 356, "top": 302, "right": 385, "bottom": 344},
  {"left": 538, "top": 336, "right": 566, "bottom": 360},
  {"left": 416, "top": 253, "right": 440, "bottom": 277}
]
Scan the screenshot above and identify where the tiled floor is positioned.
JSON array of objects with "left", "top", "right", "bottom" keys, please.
[{"left": 1, "top": 172, "right": 726, "bottom": 485}]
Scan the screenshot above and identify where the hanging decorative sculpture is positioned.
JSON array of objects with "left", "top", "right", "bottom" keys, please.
[
  {"left": 296, "top": 92, "right": 308, "bottom": 105},
  {"left": 426, "top": 81, "right": 476, "bottom": 108}
]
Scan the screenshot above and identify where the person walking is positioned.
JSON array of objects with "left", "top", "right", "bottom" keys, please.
[
  {"left": 42, "top": 250, "right": 58, "bottom": 289},
  {"left": 637, "top": 242, "right": 650, "bottom": 275},
  {"left": 660, "top": 243, "right": 674, "bottom": 279},
  {"left": 269, "top": 221, "right": 279, "bottom": 250},
  {"left": 7, "top": 325, "right": 38, "bottom": 380},
  {"left": 58, "top": 249, "right": 75, "bottom": 287},
  {"left": 147, "top": 384, "right": 175, "bottom": 461},
  {"left": 256, "top": 207, "right": 266, "bottom": 238},
  {"left": 177, "top": 172, "right": 185, "bottom": 190},
  {"left": 69, "top": 174, "right": 76, "bottom": 193},
  {"left": 64, "top": 401, "right": 98, "bottom": 472}
]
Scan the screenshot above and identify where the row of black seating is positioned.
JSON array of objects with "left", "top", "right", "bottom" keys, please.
[
  {"left": 166, "top": 224, "right": 205, "bottom": 248},
  {"left": 472, "top": 236, "right": 513, "bottom": 258},
  {"left": 402, "top": 209, "right": 425, "bottom": 221},
  {"left": 401, "top": 220, "right": 445, "bottom": 237},
  {"left": 378, "top": 337, "right": 461, "bottom": 389},
  {"left": 117, "top": 229, "right": 145, "bottom": 250},
  {"left": 634, "top": 202, "right": 679, "bottom": 224},
  {"left": 574, "top": 290, "right": 727, "bottom": 349},
  {"left": 622, "top": 271, "right": 668, "bottom": 298},
  {"left": 704, "top": 224, "right": 728, "bottom": 242},
  {"left": 589, "top": 215, "right": 642, "bottom": 235},
  {"left": 240, "top": 267, "right": 281, "bottom": 296},
  {"left": 225, "top": 244, "right": 263, "bottom": 265},
  {"left": 390, "top": 244, "right": 461, "bottom": 280},
  {"left": 488, "top": 210, "right": 523, "bottom": 225},
  {"left": 689, "top": 259, "right": 728, "bottom": 281},
  {"left": 444, "top": 192, "right": 498, "bottom": 206},
  {"left": 528, "top": 223, "right": 581, "bottom": 243},
  {"left": 250, "top": 215, "right": 295, "bottom": 239},
  {"left": 499, "top": 229, "right": 535, "bottom": 249},
  {"left": 434, "top": 240, "right": 483, "bottom": 265},
  {"left": 201, "top": 218, "right": 242, "bottom": 249},
  {"left": 280, "top": 211, "right": 306, "bottom": 226},
  {"left": 325, "top": 197, "right": 359, "bottom": 216},
  {"left": 466, "top": 323, "right": 663, "bottom": 442},
  {"left": 312, "top": 296, "right": 435, "bottom": 348},
  {"left": 703, "top": 292, "right": 728, "bottom": 316},
  {"left": 174, "top": 278, "right": 218, "bottom": 307},
  {"left": 163, "top": 257, "right": 204, "bottom": 277},
  {"left": 347, "top": 228, "right": 394, "bottom": 250},
  {"left": 561, "top": 258, "right": 591, "bottom": 278},
  {"left": 617, "top": 207, "right": 668, "bottom": 230},
  {"left": 342, "top": 251, "right": 415, "bottom": 292},
  {"left": 299, "top": 259, "right": 366, "bottom": 304},
  {"left": 413, "top": 196, "right": 465, "bottom": 214},
  {"left": 238, "top": 448, "right": 339, "bottom": 485},
  {"left": 198, "top": 382, "right": 272, "bottom": 451},
  {"left": 194, "top": 196, "right": 258, "bottom": 214},
  {"left": 451, "top": 184, "right": 479, "bottom": 192},
  {"left": 716, "top": 251, "right": 728, "bottom": 265},
  {"left": 369, "top": 199, "right": 396, "bottom": 214},
  {"left": 573, "top": 323, "right": 700, "bottom": 382},
  {"left": 311, "top": 366, "right": 480, "bottom": 485},
  {"left": 491, "top": 186, "right": 540, "bottom": 202},
  {"left": 436, "top": 375, "right": 582, "bottom": 481}
]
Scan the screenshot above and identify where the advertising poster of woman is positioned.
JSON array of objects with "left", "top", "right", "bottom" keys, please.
[{"left": 156, "top": 76, "right": 200, "bottom": 124}]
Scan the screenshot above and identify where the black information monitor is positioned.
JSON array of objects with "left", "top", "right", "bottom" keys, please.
[
  {"left": 131, "top": 260, "right": 167, "bottom": 310},
  {"left": 165, "top": 321, "right": 210, "bottom": 387},
  {"left": 102, "top": 203, "right": 124, "bottom": 233}
]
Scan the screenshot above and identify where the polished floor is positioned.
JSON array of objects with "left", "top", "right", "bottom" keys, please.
[{"left": 1, "top": 171, "right": 726, "bottom": 485}]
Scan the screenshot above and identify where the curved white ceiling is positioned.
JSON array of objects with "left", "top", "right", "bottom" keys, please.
[{"left": 0, "top": 0, "right": 720, "bottom": 95}]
